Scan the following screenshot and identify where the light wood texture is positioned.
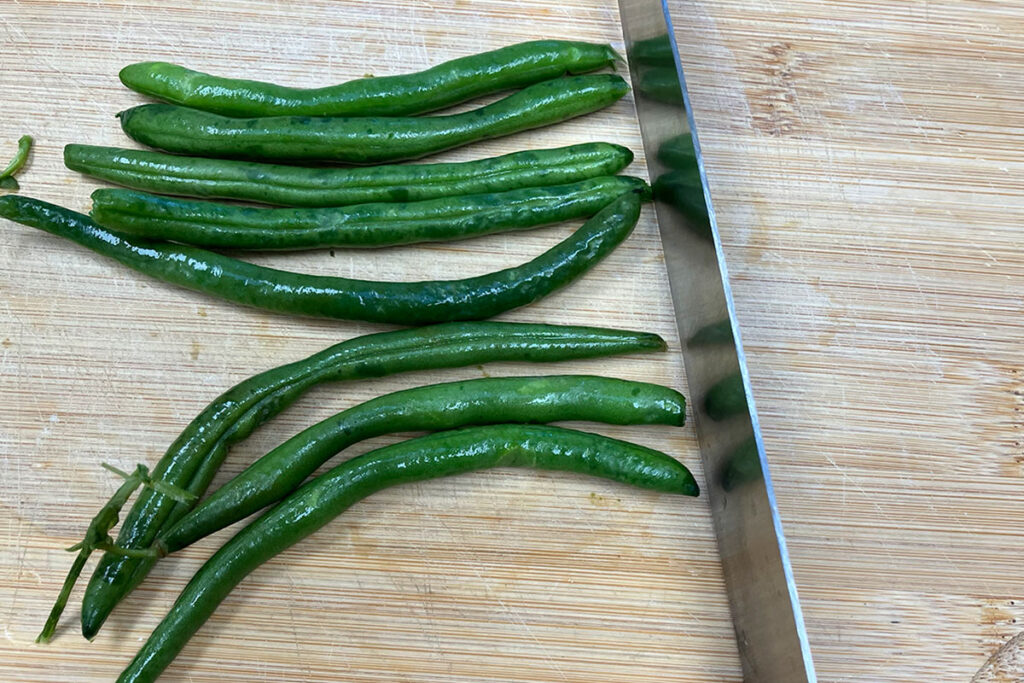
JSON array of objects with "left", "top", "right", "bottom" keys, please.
[
  {"left": 669, "top": 0, "right": 1024, "bottom": 680},
  {"left": 1, "top": 1, "right": 1021, "bottom": 682},
  {"left": 0, "top": 2, "right": 738, "bottom": 682}
]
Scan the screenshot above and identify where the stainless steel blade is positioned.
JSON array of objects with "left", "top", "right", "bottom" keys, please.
[{"left": 616, "top": 2, "right": 817, "bottom": 680}]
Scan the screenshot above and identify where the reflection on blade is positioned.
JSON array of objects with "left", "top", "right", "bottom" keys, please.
[
  {"left": 617, "top": 2, "right": 817, "bottom": 681},
  {"left": 638, "top": 66, "right": 686, "bottom": 104},
  {"left": 722, "top": 437, "right": 762, "bottom": 492}
]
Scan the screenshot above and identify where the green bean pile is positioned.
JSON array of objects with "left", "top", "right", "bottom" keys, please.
[{"left": 2, "top": 39, "right": 703, "bottom": 681}]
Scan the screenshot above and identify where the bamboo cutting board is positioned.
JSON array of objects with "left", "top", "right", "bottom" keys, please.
[
  {"left": 1, "top": 1, "right": 1022, "bottom": 682},
  {"left": 0, "top": 2, "right": 738, "bottom": 682},
  {"left": 672, "top": 1, "right": 1024, "bottom": 681}
]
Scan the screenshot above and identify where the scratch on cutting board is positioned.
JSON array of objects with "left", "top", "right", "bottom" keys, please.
[
  {"left": 470, "top": 564, "right": 571, "bottom": 683},
  {"left": 0, "top": 14, "right": 108, "bottom": 119},
  {"left": 824, "top": 450, "right": 888, "bottom": 521},
  {"left": 903, "top": 258, "right": 938, "bottom": 313},
  {"left": 884, "top": 82, "right": 932, "bottom": 141},
  {"left": 3, "top": 545, "right": 29, "bottom": 638},
  {"left": 435, "top": 514, "right": 570, "bottom": 682},
  {"left": 285, "top": 571, "right": 313, "bottom": 682},
  {"left": 412, "top": 537, "right": 450, "bottom": 660}
]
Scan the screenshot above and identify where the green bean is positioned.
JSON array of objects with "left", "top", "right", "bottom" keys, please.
[
  {"left": 116, "top": 424, "right": 698, "bottom": 682},
  {"left": 0, "top": 135, "right": 32, "bottom": 191},
  {"left": 96, "top": 374, "right": 684, "bottom": 621},
  {"left": 64, "top": 142, "right": 634, "bottom": 207},
  {"left": 160, "top": 374, "right": 686, "bottom": 554},
  {"left": 117, "top": 74, "right": 629, "bottom": 163},
  {"left": 0, "top": 192, "right": 641, "bottom": 324},
  {"left": 88, "top": 176, "right": 648, "bottom": 250},
  {"left": 63, "top": 320, "right": 665, "bottom": 640},
  {"left": 119, "top": 41, "right": 621, "bottom": 118}
]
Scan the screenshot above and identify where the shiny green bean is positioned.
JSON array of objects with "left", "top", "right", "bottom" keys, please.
[
  {"left": 117, "top": 75, "right": 629, "bottom": 163},
  {"left": 64, "top": 142, "right": 635, "bottom": 207},
  {"left": 116, "top": 424, "right": 697, "bottom": 682},
  {"left": 64, "top": 321, "right": 666, "bottom": 640},
  {"left": 89, "top": 176, "right": 649, "bottom": 250},
  {"left": 160, "top": 374, "right": 687, "bottom": 553},
  {"left": 120, "top": 41, "right": 620, "bottom": 117},
  {"left": 0, "top": 192, "right": 642, "bottom": 324}
]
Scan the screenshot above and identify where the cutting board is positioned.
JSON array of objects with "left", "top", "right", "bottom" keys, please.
[
  {"left": 2, "top": 1, "right": 1022, "bottom": 682},
  {"left": 672, "top": 1, "right": 1024, "bottom": 681},
  {"left": 0, "top": 1, "right": 740, "bottom": 681}
]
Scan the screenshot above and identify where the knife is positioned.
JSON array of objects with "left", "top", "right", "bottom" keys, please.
[{"left": 616, "top": 1, "right": 818, "bottom": 680}]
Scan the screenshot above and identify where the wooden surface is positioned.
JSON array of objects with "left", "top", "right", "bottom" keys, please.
[
  {"left": 670, "top": 0, "right": 1024, "bottom": 681},
  {"left": 0, "top": 2, "right": 738, "bottom": 682},
  {"left": 0, "top": 1, "right": 1021, "bottom": 682}
]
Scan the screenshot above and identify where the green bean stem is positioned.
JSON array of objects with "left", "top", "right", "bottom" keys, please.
[
  {"left": 36, "top": 465, "right": 150, "bottom": 644},
  {"left": 0, "top": 135, "right": 32, "bottom": 191}
]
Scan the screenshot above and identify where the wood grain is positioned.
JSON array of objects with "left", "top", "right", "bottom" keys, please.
[
  {"left": 2, "top": 1, "right": 1022, "bottom": 681},
  {"left": 669, "top": 0, "right": 1024, "bottom": 680},
  {"left": 0, "top": 1, "right": 739, "bottom": 682}
]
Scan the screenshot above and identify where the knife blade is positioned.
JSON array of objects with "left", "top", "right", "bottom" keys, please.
[{"left": 616, "top": 1, "right": 818, "bottom": 680}]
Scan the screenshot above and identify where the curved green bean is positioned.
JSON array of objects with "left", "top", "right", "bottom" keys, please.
[
  {"left": 89, "top": 176, "right": 648, "bottom": 250},
  {"left": 120, "top": 41, "right": 620, "bottom": 117},
  {"left": 64, "top": 142, "right": 634, "bottom": 207},
  {"left": 66, "top": 321, "right": 666, "bottom": 640},
  {"left": 161, "top": 374, "right": 686, "bottom": 553},
  {"left": 116, "top": 424, "right": 698, "bottom": 682},
  {"left": 117, "top": 74, "right": 629, "bottom": 163},
  {"left": 0, "top": 192, "right": 641, "bottom": 324}
]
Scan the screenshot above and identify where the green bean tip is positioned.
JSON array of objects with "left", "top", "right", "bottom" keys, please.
[
  {"left": 682, "top": 477, "right": 700, "bottom": 497},
  {"left": 118, "top": 62, "right": 147, "bottom": 85}
]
